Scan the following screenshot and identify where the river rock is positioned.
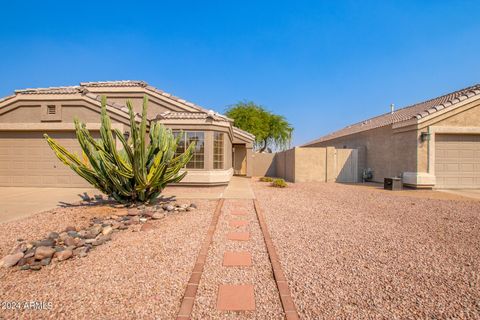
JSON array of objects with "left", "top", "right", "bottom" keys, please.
[
  {"left": 152, "top": 213, "right": 165, "bottom": 220},
  {"left": 102, "top": 226, "right": 113, "bottom": 236},
  {"left": 1, "top": 252, "right": 24, "bottom": 268},
  {"left": 64, "top": 237, "right": 76, "bottom": 247},
  {"left": 73, "top": 246, "right": 89, "bottom": 257},
  {"left": 67, "top": 231, "right": 79, "bottom": 238},
  {"left": 48, "top": 232, "right": 59, "bottom": 240},
  {"left": 34, "top": 246, "right": 55, "bottom": 260},
  {"left": 128, "top": 209, "right": 139, "bottom": 216},
  {"left": 35, "top": 239, "right": 55, "bottom": 247},
  {"left": 24, "top": 249, "right": 35, "bottom": 258},
  {"left": 10, "top": 243, "right": 27, "bottom": 254},
  {"left": 55, "top": 249, "right": 73, "bottom": 261}
]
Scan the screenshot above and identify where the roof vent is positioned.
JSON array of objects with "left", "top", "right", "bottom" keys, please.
[{"left": 390, "top": 103, "right": 395, "bottom": 114}]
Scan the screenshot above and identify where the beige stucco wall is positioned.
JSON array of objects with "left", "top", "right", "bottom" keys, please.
[
  {"left": 251, "top": 153, "right": 276, "bottom": 177},
  {"left": 304, "top": 97, "right": 480, "bottom": 187},
  {"left": 307, "top": 125, "right": 418, "bottom": 182},
  {"left": 0, "top": 100, "right": 130, "bottom": 127},
  {"left": 255, "top": 147, "right": 358, "bottom": 183},
  {"left": 293, "top": 147, "right": 327, "bottom": 182},
  {"left": 278, "top": 148, "right": 296, "bottom": 182}
]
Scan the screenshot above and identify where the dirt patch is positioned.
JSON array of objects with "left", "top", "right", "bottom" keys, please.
[{"left": 253, "top": 181, "right": 480, "bottom": 319}]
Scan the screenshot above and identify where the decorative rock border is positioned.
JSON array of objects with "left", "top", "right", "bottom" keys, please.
[
  {"left": 176, "top": 199, "right": 224, "bottom": 320},
  {"left": 253, "top": 199, "right": 300, "bottom": 320},
  {"left": 0, "top": 201, "right": 197, "bottom": 271}
]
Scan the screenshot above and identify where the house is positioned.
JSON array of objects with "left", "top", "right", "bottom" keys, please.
[
  {"left": 0, "top": 81, "right": 255, "bottom": 187},
  {"left": 303, "top": 84, "right": 480, "bottom": 189}
]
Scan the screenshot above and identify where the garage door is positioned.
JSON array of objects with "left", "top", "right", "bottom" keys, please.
[
  {"left": 435, "top": 134, "right": 480, "bottom": 189},
  {"left": 0, "top": 131, "right": 98, "bottom": 187}
]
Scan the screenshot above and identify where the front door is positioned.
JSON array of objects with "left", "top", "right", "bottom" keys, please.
[{"left": 233, "top": 144, "right": 247, "bottom": 175}]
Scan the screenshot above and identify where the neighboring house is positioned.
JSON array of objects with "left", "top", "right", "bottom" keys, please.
[
  {"left": 0, "top": 81, "right": 254, "bottom": 187},
  {"left": 303, "top": 84, "right": 480, "bottom": 189}
]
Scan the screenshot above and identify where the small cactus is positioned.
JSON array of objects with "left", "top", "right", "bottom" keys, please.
[{"left": 271, "top": 178, "right": 287, "bottom": 188}]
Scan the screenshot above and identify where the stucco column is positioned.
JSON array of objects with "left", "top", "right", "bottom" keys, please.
[
  {"left": 204, "top": 131, "right": 213, "bottom": 170},
  {"left": 246, "top": 147, "right": 253, "bottom": 177},
  {"left": 325, "top": 146, "right": 336, "bottom": 182}
]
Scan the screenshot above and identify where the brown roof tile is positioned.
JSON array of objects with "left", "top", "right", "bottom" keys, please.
[
  {"left": 233, "top": 126, "right": 255, "bottom": 140},
  {"left": 13, "top": 85, "right": 134, "bottom": 118},
  {"left": 80, "top": 80, "right": 147, "bottom": 87},
  {"left": 304, "top": 84, "right": 480, "bottom": 145},
  {"left": 14, "top": 86, "right": 82, "bottom": 94},
  {"left": 80, "top": 80, "right": 232, "bottom": 121}
]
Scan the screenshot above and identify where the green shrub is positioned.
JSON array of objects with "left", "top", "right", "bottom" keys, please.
[
  {"left": 44, "top": 96, "right": 194, "bottom": 204},
  {"left": 259, "top": 176, "right": 274, "bottom": 182},
  {"left": 271, "top": 178, "right": 287, "bottom": 188}
]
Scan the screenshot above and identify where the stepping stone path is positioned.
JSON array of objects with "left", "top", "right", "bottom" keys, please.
[
  {"left": 177, "top": 198, "right": 300, "bottom": 319},
  {"left": 223, "top": 251, "right": 252, "bottom": 267}
]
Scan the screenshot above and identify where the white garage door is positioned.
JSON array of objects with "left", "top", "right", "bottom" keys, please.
[
  {"left": 435, "top": 134, "right": 480, "bottom": 189},
  {"left": 0, "top": 131, "right": 98, "bottom": 187}
]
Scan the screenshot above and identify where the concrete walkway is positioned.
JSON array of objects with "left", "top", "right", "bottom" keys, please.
[
  {"left": 0, "top": 187, "right": 99, "bottom": 223},
  {"left": 222, "top": 176, "right": 255, "bottom": 199}
]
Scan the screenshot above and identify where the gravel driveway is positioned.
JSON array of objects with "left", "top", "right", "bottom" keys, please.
[
  {"left": 253, "top": 181, "right": 480, "bottom": 319},
  {"left": 0, "top": 200, "right": 216, "bottom": 319}
]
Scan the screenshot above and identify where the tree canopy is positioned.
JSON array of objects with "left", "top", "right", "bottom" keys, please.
[{"left": 225, "top": 101, "right": 293, "bottom": 152}]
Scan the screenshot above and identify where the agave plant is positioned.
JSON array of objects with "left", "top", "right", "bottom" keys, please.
[{"left": 44, "top": 96, "right": 194, "bottom": 204}]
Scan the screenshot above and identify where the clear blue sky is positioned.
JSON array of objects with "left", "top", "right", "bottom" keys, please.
[{"left": 1, "top": 1, "right": 479, "bottom": 145}]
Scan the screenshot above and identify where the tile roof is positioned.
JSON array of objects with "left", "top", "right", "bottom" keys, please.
[
  {"left": 157, "top": 110, "right": 228, "bottom": 121},
  {"left": 11, "top": 80, "right": 239, "bottom": 126},
  {"left": 304, "top": 84, "right": 480, "bottom": 145},
  {"left": 15, "top": 86, "right": 83, "bottom": 94},
  {"left": 80, "top": 80, "right": 148, "bottom": 87},
  {"left": 80, "top": 80, "right": 233, "bottom": 121},
  {"left": 13, "top": 85, "right": 134, "bottom": 118},
  {"left": 233, "top": 126, "right": 256, "bottom": 140}
]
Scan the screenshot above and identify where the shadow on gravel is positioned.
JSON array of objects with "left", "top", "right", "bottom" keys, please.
[{"left": 57, "top": 192, "right": 178, "bottom": 208}]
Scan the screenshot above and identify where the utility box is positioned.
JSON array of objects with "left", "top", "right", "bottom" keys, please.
[{"left": 384, "top": 177, "right": 402, "bottom": 191}]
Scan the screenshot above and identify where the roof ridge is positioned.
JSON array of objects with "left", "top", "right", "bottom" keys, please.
[
  {"left": 15, "top": 85, "right": 82, "bottom": 94},
  {"left": 80, "top": 80, "right": 147, "bottom": 87}
]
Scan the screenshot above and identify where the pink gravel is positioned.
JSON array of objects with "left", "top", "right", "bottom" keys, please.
[
  {"left": 0, "top": 200, "right": 216, "bottom": 319},
  {"left": 253, "top": 180, "right": 480, "bottom": 319}
]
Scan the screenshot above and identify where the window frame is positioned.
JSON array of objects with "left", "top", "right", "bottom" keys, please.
[
  {"left": 173, "top": 130, "right": 205, "bottom": 170},
  {"left": 213, "top": 132, "right": 225, "bottom": 170}
]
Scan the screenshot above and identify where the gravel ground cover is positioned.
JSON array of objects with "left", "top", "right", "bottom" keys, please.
[
  {"left": 190, "top": 199, "right": 284, "bottom": 319},
  {"left": 0, "top": 200, "right": 216, "bottom": 319},
  {"left": 253, "top": 180, "right": 480, "bottom": 319}
]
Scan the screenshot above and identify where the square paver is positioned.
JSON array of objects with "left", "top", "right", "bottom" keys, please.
[
  {"left": 223, "top": 251, "right": 252, "bottom": 267},
  {"left": 227, "top": 232, "right": 250, "bottom": 241},
  {"left": 217, "top": 284, "right": 255, "bottom": 311},
  {"left": 231, "top": 209, "right": 248, "bottom": 216},
  {"left": 230, "top": 220, "right": 248, "bottom": 228}
]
